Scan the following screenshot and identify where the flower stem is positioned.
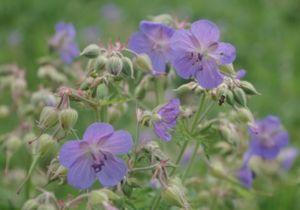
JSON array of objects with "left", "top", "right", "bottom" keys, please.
[{"left": 182, "top": 141, "right": 200, "bottom": 179}]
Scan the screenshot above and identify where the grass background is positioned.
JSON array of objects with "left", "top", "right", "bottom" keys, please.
[{"left": 0, "top": 0, "right": 300, "bottom": 209}]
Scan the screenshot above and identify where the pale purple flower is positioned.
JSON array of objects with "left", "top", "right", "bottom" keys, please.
[
  {"left": 101, "top": 3, "right": 122, "bottom": 22},
  {"left": 247, "top": 116, "right": 289, "bottom": 160},
  {"left": 49, "top": 22, "right": 80, "bottom": 64},
  {"left": 128, "top": 21, "right": 175, "bottom": 74},
  {"left": 153, "top": 99, "right": 180, "bottom": 141},
  {"left": 279, "top": 148, "right": 298, "bottom": 171},
  {"left": 237, "top": 165, "right": 255, "bottom": 189},
  {"left": 59, "top": 123, "right": 133, "bottom": 189},
  {"left": 170, "top": 20, "right": 236, "bottom": 89},
  {"left": 236, "top": 69, "right": 246, "bottom": 80}
]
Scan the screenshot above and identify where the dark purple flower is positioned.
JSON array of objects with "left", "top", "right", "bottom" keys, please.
[
  {"left": 238, "top": 165, "right": 255, "bottom": 188},
  {"left": 169, "top": 20, "right": 236, "bottom": 89},
  {"left": 128, "top": 21, "right": 175, "bottom": 74},
  {"left": 59, "top": 123, "right": 133, "bottom": 189},
  {"left": 153, "top": 99, "right": 180, "bottom": 141},
  {"left": 279, "top": 148, "right": 298, "bottom": 171},
  {"left": 248, "top": 116, "right": 289, "bottom": 160},
  {"left": 49, "top": 22, "right": 80, "bottom": 64}
]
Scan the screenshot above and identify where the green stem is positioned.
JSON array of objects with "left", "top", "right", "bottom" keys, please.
[
  {"left": 152, "top": 194, "right": 162, "bottom": 210},
  {"left": 191, "top": 94, "right": 207, "bottom": 132},
  {"left": 100, "top": 105, "right": 108, "bottom": 122},
  {"left": 17, "top": 154, "right": 40, "bottom": 194},
  {"left": 169, "top": 141, "right": 189, "bottom": 176},
  {"left": 154, "top": 79, "right": 164, "bottom": 105},
  {"left": 182, "top": 141, "right": 200, "bottom": 179}
]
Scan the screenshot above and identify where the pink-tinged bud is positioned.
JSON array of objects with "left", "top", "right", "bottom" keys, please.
[
  {"left": 106, "top": 56, "right": 123, "bottom": 76},
  {"left": 174, "top": 82, "right": 197, "bottom": 94},
  {"left": 81, "top": 44, "right": 101, "bottom": 58},
  {"left": 59, "top": 108, "right": 78, "bottom": 131},
  {"left": 38, "top": 106, "right": 59, "bottom": 129}
]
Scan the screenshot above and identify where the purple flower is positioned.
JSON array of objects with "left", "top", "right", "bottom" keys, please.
[
  {"left": 153, "top": 99, "right": 180, "bottom": 141},
  {"left": 237, "top": 165, "right": 255, "bottom": 188},
  {"left": 169, "top": 20, "right": 236, "bottom": 89},
  {"left": 279, "top": 148, "right": 298, "bottom": 171},
  {"left": 236, "top": 69, "right": 246, "bottom": 80},
  {"left": 128, "top": 21, "right": 175, "bottom": 74},
  {"left": 49, "top": 22, "right": 80, "bottom": 64},
  {"left": 59, "top": 123, "right": 133, "bottom": 189},
  {"left": 248, "top": 116, "right": 289, "bottom": 160}
]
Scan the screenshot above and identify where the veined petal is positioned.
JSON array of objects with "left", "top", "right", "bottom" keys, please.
[
  {"left": 190, "top": 20, "right": 220, "bottom": 47},
  {"left": 67, "top": 156, "right": 96, "bottom": 189},
  {"left": 211, "top": 42, "right": 236, "bottom": 64},
  {"left": 170, "top": 29, "right": 196, "bottom": 53},
  {"left": 128, "top": 32, "right": 152, "bottom": 54},
  {"left": 97, "top": 155, "right": 127, "bottom": 187},
  {"left": 59, "top": 140, "right": 87, "bottom": 168},
  {"left": 83, "top": 122, "right": 114, "bottom": 143},
  {"left": 195, "top": 58, "right": 224, "bottom": 89},
  {"left": 148, "top": 51, "right": 167, "bottom": 73},
  {"left": 172, "top": 54, "right": 198, "bottom": 79},
  {"left": 102, "top": 130, "right": 133, "bottom": 155},
  {"left": 140, "top": 21, "right": 174, "bottom": 41},
  {"left": 153, "top": 121, "right": 171, "bottom": 142}
]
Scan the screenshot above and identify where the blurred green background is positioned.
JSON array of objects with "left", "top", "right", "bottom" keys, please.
[{"left": 1, "top": 0, "right": 300, "bottom": 209}]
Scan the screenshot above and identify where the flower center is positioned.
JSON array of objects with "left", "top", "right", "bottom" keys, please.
[{"left": 86, "top": 145, "right": 108, "bottom": 173}]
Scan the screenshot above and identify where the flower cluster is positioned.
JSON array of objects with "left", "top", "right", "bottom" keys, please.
[{"left": 238, "top": 116, "right": 297, "bottom": 188}]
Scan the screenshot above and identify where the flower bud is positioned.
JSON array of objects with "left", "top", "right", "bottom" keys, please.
[
  {"left": 89, "top": 190, "right": 109, "bottom": 205},
  {"left": 37, "top": 134, "right": 57, "bottom": 156},
  {"left": 134, "top": 85, "right": 146, "bottom": 100},
  {"left": 81, "top": 44, "right": 101, "bottom": 58},
  {"left": 0, "top": 105, "right": 9, "bottom": 118},
  {"left": 162, "top": 178, "right": 188, "bottom": 208},
  {"left": 38, "top": 106, "right": 59, "bottom": 129},
  {"left": 174, "top": 82, "right": 197, "bottom": 94},
  {"left": 22, "top": 199, "right": 39, "bottom": 210},
  {"left": 219, "top": 63, "right": 235, "bottom": 75},
  {"left": 95, "top": 56, "right": 108, "bottom": 71},
  {"left": 149, "top": 178, "right": 161, "bottom": 189},
  {"left": 37, "top": 204, "right": 56, "bottom": 210},
  {"left": 6, "top": 135, "right": 22, "bottom": 155},
  {"left": 225, "top": 90, "right": 235, "bottom": 106},
  {"left": 133, "top": 54, "right": 152, "bottom": 72},
  {"left": 106, "top": 56, "right": 123, "bottom": 76},
  {"left": 122, "top": 56, "right": 134, "bottom": 78},
  {"left": 239, "top": 81, "right": 260, "bottom": 95},
  {"left": 59, "top": 108, "right": 78, "bottom": 131},
  {"left": 235, "top": 107, "right": 254, "bottom": 123},
  {"left": 151, "top": 14, "right": 173, "bottom": 26},
  {"left": 96, "top": 83, "right": 109, "bottom": 99},
  {"left": 233, "top": 87, "right": 247, "bottom": 107}
]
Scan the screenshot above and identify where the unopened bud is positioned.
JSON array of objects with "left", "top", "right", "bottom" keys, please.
[
  {"left": 174, "top": 82, "right": 197, "bottom": 94},
  {"left": 225, "top": 90, "right": 235, "bottom": 106},
  {"left": 236, "top": 107, "right": 254, "bottom": 123},
  {"left": 239, "top": 81, "right": 260, "bottom": 95},
  {"left": 96, "top": 83, "right": 109, "bottom": 99},
  {"left": 233, "top": 88, "right": 247, "bottom": 107},
  {"left": 219, "top": 63, "right": 235, "bottom": 75},
  {"left": 37, "top": 204, "right": 56, "bottom": 210},
  {"left": 38, "top": 106, "right": 58, "bottom": 129},
  {"left": 89, "top": 190, "right": 108, "bottom": 205},
  {"left": 0, "top": 105, "right": 9, "bottom": 118},
  {"left": 106, "top": 56, "right": 123, "bottom": 76},
  {"left": 59, "top": 108, "right": 78, "bottom": 131},
  {"left": 37, "top": 134, "right": 57, "bottom": 156},
  {"left": 133, "top": 54, "right": 152, "bottom": 72},
  {"left": 22, "top": 199, "right": 39, "bottom": 210},
  {"left": 81, "top": 44, "right": 101, "bottom": 58},
  {"left": 122, "top": 57, "right": 134, "bottom": 78},
  {"left": 134, "top": 85, "right": 146, "bottom": 100},
  {"left": 95, "top": 56, "right": 108, "bottom": 71},
  {"left": 6, "top": 135, "right": 22, "bottom": 154},
  {"left": 151, "top": 14, "right": 173, "bottom": 26},
  {"left": 162, "top": 178, "right": 188, "bottom": 208}
]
